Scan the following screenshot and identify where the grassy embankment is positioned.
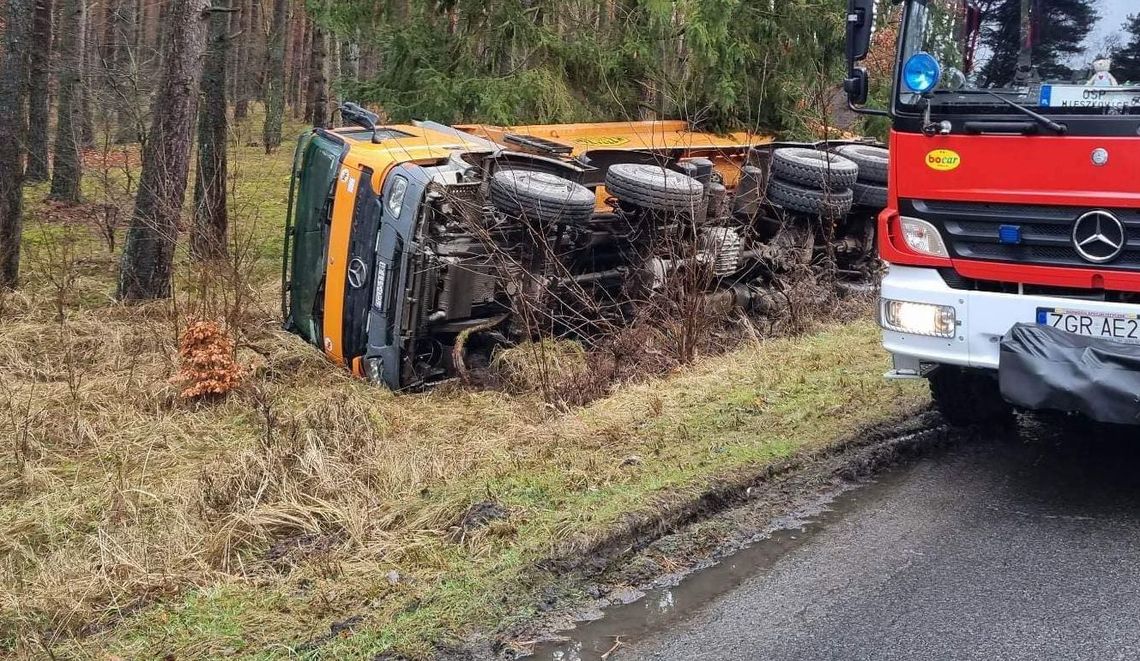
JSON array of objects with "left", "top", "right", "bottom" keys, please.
[{"left": 0, "top": 118, "right": 927, "bottom": 658}]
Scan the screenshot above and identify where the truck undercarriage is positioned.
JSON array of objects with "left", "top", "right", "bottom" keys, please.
[{"left": 283, "top": 110, "right": 890, "bottom": 390}]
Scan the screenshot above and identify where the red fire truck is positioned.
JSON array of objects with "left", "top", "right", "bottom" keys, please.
[{"left": 845, "top": 0, "right": 1140, "bottom": 426}]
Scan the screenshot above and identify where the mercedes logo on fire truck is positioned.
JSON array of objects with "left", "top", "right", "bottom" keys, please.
[{"left": 1072, "top": 211, "right": 1126, "bottom": 264}]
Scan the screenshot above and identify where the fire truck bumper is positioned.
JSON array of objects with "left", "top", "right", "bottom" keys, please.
[{"left": 881, "top": 265, "right": 1140, "bottom": 424}]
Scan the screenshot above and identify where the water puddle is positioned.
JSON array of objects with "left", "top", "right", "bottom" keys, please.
[{"left": 527, "top": 473, "right": 905, "bottom": 661}]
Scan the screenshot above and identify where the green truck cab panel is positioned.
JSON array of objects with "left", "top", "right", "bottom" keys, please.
[{"left": 284, "top": 131, "right": 345, "bottom": 346}]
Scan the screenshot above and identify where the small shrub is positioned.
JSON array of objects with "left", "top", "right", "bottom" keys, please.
[{"left": 173, "top": 320, "right": 246, "bottom": 399}]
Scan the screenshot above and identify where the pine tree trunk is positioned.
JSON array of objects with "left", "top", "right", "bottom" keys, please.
[
  {"left": 288, "top": 14, "right": 308, "bottom": 118},
  {"left": 138, "top": 0, "right": 155, "bottom": 67},
  {"left": 116, "top": 0, "right": 210, "bottom": 301},
  {"left": 192, "top": 0, "right": 230, "bottom": 260},
  {"left": 192, "top": 1, "right": 230, "bottom": 262},
  {"left": 134, "top": 0, "right": 150, "bottom": 89},
  {"left": 232, "top": 0, "right": 251, "bottom": 120},
  {"left": 249, "top": 0, "right": 263, "bottom": 103},
  {"left": 109, "top": 0, "right": 140, "bottom": 143},
  {"left": 25, "top": 0, "right": 54, "bottom": 182},
  {"left": 50, "top": 0, "right": 86, "bottom": 204},
  {"left": 306, "top": 14, "right": 328, "bottom": 127},
  {"left": 262, "top": 0, "right": 288, "bottom": 153},
  {"left": 0, "top": 0, "right": 34, "bottom": 289},
  {"left": 283, "top": 1, "right": 295, "bottom": 109},
  {"left": 330, "top": 38, "right": 341, "bottom": 114},
  {"left": 80, "top": 10, "right": 97, "bottom": 149}
]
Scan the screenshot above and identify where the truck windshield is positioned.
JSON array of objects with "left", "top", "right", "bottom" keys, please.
[{"left": 899, "top": 0, "right": 1140, "bottom": 115}]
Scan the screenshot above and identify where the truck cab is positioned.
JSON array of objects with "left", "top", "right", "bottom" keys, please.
[{"left": 845, "top": 0, "right": 1140, "bottom": 425}]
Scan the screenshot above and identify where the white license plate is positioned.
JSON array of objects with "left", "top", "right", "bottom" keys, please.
[
  {"left": 373, "top": 266, "right": 388, "bottom": 312},
  {"left": 1039, "top": 84, "right": 1140, "bottom": 109},
  {"left": 1036, "top": 308, "right": 1140, "bottom": 344}
]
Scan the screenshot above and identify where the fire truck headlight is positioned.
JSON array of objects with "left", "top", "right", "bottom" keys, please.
[
  {"left": 904, "top": 52, "right": 942, "bottom": 93},
  {"left": 900, "top": 217, "right": 950, "bottom": 258},
  {"left": 881, "top": 300, "right": 957, "bottom": 338}
]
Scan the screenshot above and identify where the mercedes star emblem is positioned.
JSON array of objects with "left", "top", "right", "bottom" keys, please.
[
  {"left": 1072, "top": 210, "right": 1126, "bottom": 264},
  {"left": 347, "top": 258, "right": 369, "bottom": 289}
]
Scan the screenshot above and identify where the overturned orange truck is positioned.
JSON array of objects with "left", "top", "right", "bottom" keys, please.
[{"left": 282, "top": 103, "right": 889, "bottom": 389}]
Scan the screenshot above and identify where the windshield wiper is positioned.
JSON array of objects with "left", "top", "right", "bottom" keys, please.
[{"left": 979, "top": 90, "right": 1067, "bottom": 135}]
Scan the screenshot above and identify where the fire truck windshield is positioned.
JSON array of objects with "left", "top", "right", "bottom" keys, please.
[{"left": 898, "top": 0, "right": 1140, "bottom": 116}]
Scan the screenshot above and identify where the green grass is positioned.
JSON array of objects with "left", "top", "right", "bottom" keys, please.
[{"left": 0, "top": 115, "right": 928, "bottom": 659}]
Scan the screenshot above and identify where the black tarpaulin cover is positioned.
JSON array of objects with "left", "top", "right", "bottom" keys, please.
[{"left": 1000, "top": 323, "right": 1140, "bottom": 425}]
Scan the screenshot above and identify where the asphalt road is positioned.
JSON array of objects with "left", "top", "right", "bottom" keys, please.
[{"left": 613, "top": 420, "right": 1140, "bottom": 661}]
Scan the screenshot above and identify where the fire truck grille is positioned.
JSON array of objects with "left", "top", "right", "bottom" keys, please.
[{"left": 906, "top": 199, "right": 1140, "bottom": 271}]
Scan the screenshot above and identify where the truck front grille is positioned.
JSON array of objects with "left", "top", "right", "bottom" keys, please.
[{"left": 906, "top": 199, "right": 1140, "bottom": 271}]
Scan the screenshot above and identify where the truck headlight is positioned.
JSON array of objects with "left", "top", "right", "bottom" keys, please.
[
  {"left": 900, "top": 217, "right": 949, "bottom": 258},
  {"left": 881, "top": 299, "right": 957, "bottom": 338},
  {"left": 387, "top": 176, "right": 409, "bottom": 217}
]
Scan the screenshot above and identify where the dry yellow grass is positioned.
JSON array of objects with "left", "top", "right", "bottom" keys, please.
[{"left": 0, "top": 123, "right": 928, "bottom": 659}]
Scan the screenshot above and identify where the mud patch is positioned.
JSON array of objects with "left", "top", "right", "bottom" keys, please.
[
  {"left": 454, "top": 501, "right": 509, "bottom": 533},
  {"left": 487, "top": 409, "right": 964, "bottom": 659},
  {"left": 519, "top": 481, "right": 887, "bottom": 659},
  {"left": 265, "top": 532, "right": 345, "bottom": 571},
  {"left": 294, "top": 615, "right": 366, "bottom": 655}
]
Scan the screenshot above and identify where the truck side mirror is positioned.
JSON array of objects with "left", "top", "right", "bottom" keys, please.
[
  {"left": 845, "top": 68, "right": 870, "bottom": 106},
  {"left": 340, "top": 102, "right": 379, "bottom": 132},
  {"left": 844, "top": 0, "right": 888, "bottom": 116},
  {"left": 845, "top": 0, "right": 875, "bottom": 66}
]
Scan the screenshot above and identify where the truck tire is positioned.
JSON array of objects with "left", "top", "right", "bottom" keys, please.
[
  {"left": 929, "top": 366, "right": 1015, "bottom": 428},
  {"left": 767, "top": 178, "right": 854, "bottom": 218},
  {"left": 851, "top": 181, "right": 888, "bottom": 209},
  {"left": 770, "top": 148, "right": 858, "bottom": 191},
  {"left": 831, "top": 144, "right": 889, "bottom": 184},
  {"left": 490, "top": 169, "right": 596, "bottom": 225},
  {"left": 605, "top": 164, "right": 705, "bottom": 213}
]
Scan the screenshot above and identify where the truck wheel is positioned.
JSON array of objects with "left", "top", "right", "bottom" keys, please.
[
  {"left": 851, "top": 181, "right": 888, "bottom": 209},
  {"left": 490, "top": 169, "right": 596, "bottom": 225},
  {"left": 929, "top": 366, "right": 1015, "bottom": 428},
  {"left": 605, "top": 164, "right": 705, "bottom": 213},
  {"left": 767, "top": 178, "right": 853, "bottom": 218},
  {"left": 770, "top": 148, "right": 859, "bottom": 191},
  {"left": 831, "top": 144, "right": 889, "bottom": 185}
]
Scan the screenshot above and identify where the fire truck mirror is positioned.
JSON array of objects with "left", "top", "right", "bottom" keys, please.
[
  {"left": 845, "top": 68, "right": 870, "bottom": 107},
  {"left": 845, "top": 0, "right": 875, "bottom": 65}
]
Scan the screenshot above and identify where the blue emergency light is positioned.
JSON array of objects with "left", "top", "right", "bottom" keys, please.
[
  {"left": 998, "top": 225, "right": 1022, "bottom": 245},
  {"left": 903, "top": 53, "right": 942, "bottom": 93}
]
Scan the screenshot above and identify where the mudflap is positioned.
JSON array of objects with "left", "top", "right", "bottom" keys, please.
[{"left": 999, "top": 323, "right": 1140, "bottom": 426}]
